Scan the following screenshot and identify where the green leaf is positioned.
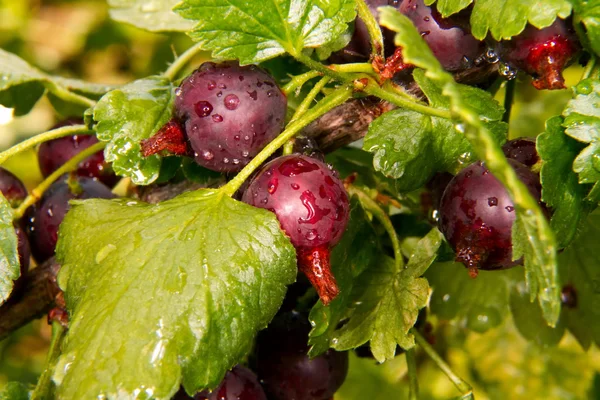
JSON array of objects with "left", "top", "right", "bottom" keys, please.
[
  {"left": 0, "top": 382, "right": 32, "bottom": 400},
  {"left": 558, "top": 210, "right": 600, "bottom": 349},
  {"left": 427, "top": 262, "right": 522, "bottom": 333},
  {"left": 329, "top": 229, "right": 442, "bottom": 362},
  {"left": 0, "top": 49, "right": 114, "bottom": 116},
  {"left": 571, "top": 0, "right": 600, "bottom": 56},
  {"left": 174, "top": 0, "right": 357, "bottom": 64},
  {"left": 0, "top": 194, "right": 20, "bottom": 306},
  {"left": 108, "top": 0, "right": 195, "bottom": 32},
  {"left": 308, "top": 198, "right": 380, "bottom": 356},
  {"left": 54, "top": 190, "right": 297, "bottom": 399},
  {"left": 94, "top": 76, "right": 174, "bottom": 185},
  {"left": 538, "top": 116, "right": 588, "bottom": 249},
  {"left": 424, "top": 0, "right": 572, "bottom": 40},
  {"left": 563, "top": 78, "right": 600, "bottom": 198},
  {"left": 364, "top": 109, "right": 435, "bottom": 191},
  {"left": 380, "top": 7, "right": 560, "bottom": 326}
]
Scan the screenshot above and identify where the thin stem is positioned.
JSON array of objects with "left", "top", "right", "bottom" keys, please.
[
  {"left": 406, "top": 349, "right": 419, "bottom": 400},
  {"left": 581, "top": 54, "right": 597, "bottom": 81},
  {"left": 46, "top": 82, "right": 96, "bottom": 109},
  {"left": 290, "top": 76, "right": 331, "bottom": 122},
  {"left": 13, "top": 141, "right": 106, "bottom": 220},
  {"left": 330, "top": 63, "right": 375, "bottom": 74},
  {"left": 31, "top": 321, "right": 66, "bottom": 400},
  {"left": 346, "top": 185, "right": 404, "bottom": 271},
  {"left": 222, "top": 86, "right": 353, "bottom": 196},
  {"left": 356, "top": 0, "right": 384, "bottom": 59},
  {"left": 296, "top": 53, "right": 355, "bottom": 82},
  {"left": 164, "top": 43, "right": 205, "bottom": 81},
  {"left": 282, "top": 70, "right": 322, "bottom": 96},
  {"left": 503, "top": 79, "right": 515, "bottom": 124},
  {"left": 413, "top": 330, "right": 473, "bottom": 397},
  {"left": 0, "top": 125, "right": 93, "bottom": 165}
]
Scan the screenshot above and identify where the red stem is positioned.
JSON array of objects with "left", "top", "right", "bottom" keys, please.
[{"left": 297, "top": 246, "right": 339, "bottom": 306}]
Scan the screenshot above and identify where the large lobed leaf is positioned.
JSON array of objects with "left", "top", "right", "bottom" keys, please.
[
  {"left": 328, "top": 229, "right": 442, "bottom": 362},
  {"left": 174, "top": 0, "right": 357, "bottom": 64},
  {"left": 379, "top": 7, "right": 561, "bottom": 326},
  {"left": 0, "top": 194, "right": 21, "bottom": 305},
  {"left": 562, "top": 78, "right": 600, "bottom": 201},
  {"left": 108, "top": 0, "right": 195, "bottom": 32},
  {"left": 54, "top": 190, "right": 297, "bottom": 399},
  {"left": 94, "top": 76, "right": 174, "bottom": 186},
  {"left": 571, "top": 0, "right": 600, "bottom": 56},
  {"left": 424, "top": 0, "right": 572, "bottom": 40}
]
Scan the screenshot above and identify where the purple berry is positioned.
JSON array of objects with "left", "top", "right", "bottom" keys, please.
[
  {"left": 39, "top": 119, "right": 118, "bottom": 187},
  {"left": 399, "top": 0, "right": 484, "bottom": 71},
  {"left": 174, "top": 61, "right": 287, "bottom": 173},
  {"left": 255, "top": 312, "right": 348, "bottom": 400},
  {"left": 0, "top": 167, "right": 27, "bottom": 208},
  {"left": 27, "top": 176, "right": 115, "bottom": 262},
  {"left": 438, "top": 160, "right": 542, "bottom": 275},
  {"left": 495, "top": 19, "right": 580, "bottom": 89},
  {"left": 242, "top": 155, "right": 350, "bottom": 305},
  {"left": 502, "top": 137, "right": 539, "bottom": 168},
  {"left": 175, "top": 365, "right": 267, "bottom": 400}
]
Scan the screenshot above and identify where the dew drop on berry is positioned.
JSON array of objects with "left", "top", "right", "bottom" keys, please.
[
  {"left": 195, "top": 101, "right": 213, "bottom": 117},
  {"left": 212, "top": 114, "right": 223, "bottom": 123},
  {"left": 224, "top": 94, "right": 240, "bottom": 110}
]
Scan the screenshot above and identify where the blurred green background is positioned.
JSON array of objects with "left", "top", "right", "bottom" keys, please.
[{"left": 0, "top": 1, "right": 598, "bottom": 399}]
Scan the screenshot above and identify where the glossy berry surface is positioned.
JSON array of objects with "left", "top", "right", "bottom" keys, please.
[
  {"left": 438, "top": 160, "right": 542, "bottom": 274},
  {"left": 399, "top": 0, "right": 483, "bottom": 71},
  {"left": 39, "top": 119, "right": 118, "bottom": 187},
  {"left": 0, "top": 167, "right": 27, "bottom": 207},
  {"left": 242, "top": 155, "right": 349, "bottom": 304},
  {"left": 27, "top": 176, "right": 115, "bottom": 262},
  {"left": 496, "top": 19, "right": 580, "bottom": 89},
  {"left": 502, "top": 137, "right": 539, "bottom": 168},
  {"left": 174, "top": 61, "right": 287, "bottom": 173},
  {"left": 175, "top": 365, "right": 267, "bottom": 400},
  {"left": 255, "top": 312, "right": 348, "bottom": 400}
]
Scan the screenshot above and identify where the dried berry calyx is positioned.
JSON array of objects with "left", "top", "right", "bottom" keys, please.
[{"left": 242, "top": 155, "right": 350, "bottom": 305}]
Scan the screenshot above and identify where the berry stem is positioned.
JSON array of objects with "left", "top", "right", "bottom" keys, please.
[
  {"left": 31, "top": 320, "right": 66, "bottom": 400},
  {"left": 580, "top": 54, "right": 598, "bottom": 81},
  {"left": 290, "top": 76, "right": 331, "bottom": 123},
  {"left": 0, "top": 124, "right": 94, "bottom": 165},
  {"left": 346, "top": 184, "right": 404, "bottom": 271},
  {"left": 13, "top": 141, "right": 106, "bottom": 220},
  {"left": 45, "top": 81, "right": 97, "bottom": 109},
  {"left": 502, "top": 79, "right": 515, "bottom": 124},
  {"left": 413, "top": 329, "right": 473, "bottom": 397},
  {"left": 282, "top": 70, "right": 322, "bottom": 96},
  {"left": 329, "top": 63, "right": 376, "bottom": 74},
  {"left": 221, "top": 86, "right": 353, "bottom": 197},
  {"left": 297, "top": 246, "right": 339, "bottom": 305},
  {"left": 355, "top": 0, "right": 385, "bottom": 59},
  {"left": 406, "top": 348, "right": 419, "bottom": 400},
  {"left": 163, "top": 42, "right": 205, "bottom": 81}
]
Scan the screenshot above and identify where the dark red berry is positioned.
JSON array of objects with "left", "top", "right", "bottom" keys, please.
[
  {"left": 242, "top": 155, "right": 350, "bottom": 305},
  {"left": 27, "top": 176, "right": 115, "bottom": 262},
  {"left": 438, "top": 160, "right": 542, "bottom": 275},
  {"left": 0, "top": 167, "right": 27, "bottom": 208},
  {"left": 39, "top": 119, "right": 118, "bottom": 187},
  {"left": 495, "top": 19, "right": 580, "bottom": 90},
  {"left": 502, "top": 137, "right": 539, "bottom": 168},
  {"left": 255, "top": 312, "right": 348, "bottom": 400},
  {"left": 174, "top": 61, "right": 287, "bottom": 173},
  {"left": 179, "top": 365, "right": 267, "bottom": 400},
  {"left": 561, "top": 284, "right": 577, "bottom": 308},
  {"left": 399, "top": 0, "right": 484, "bottom": 71}
]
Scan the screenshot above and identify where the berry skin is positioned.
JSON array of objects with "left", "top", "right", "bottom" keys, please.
[
  {"left": 174, "top": 61, "right": 287, "bottom": 173},
  {"left": 438, "top": 160, "right": 542, "bottom": 275},
  {"left": 255, "top": 312, "right": 348, "bottom": 400},
  {"left": 39, "top": 119, "right": 118, "bottom": 187},
  {"left": 242, "top": 155, "right": 350, "bottom": 305},
  {"left": 27, "top": 176, "right": 115, "bottom": 263},
  {"left": 399, "top": 0, "right": 484, "bottom": 71},
  {"left": 174, "top": 365, "right": 267, "bottom": 400},
  {"left": 502, "top": 137, "right": 539, "bottom": 168},
  {"left": 495, "top": 19, "right": 580, "bottom": 90},
  {"left": 0, "top": 167, "right": 27, "bottom": 208}
]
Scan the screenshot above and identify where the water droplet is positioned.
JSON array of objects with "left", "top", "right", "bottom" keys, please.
[
  {"left": 224, "top": 94, "right": 240, "bottom": 110},
  {"left": 223, "top": 157, "right": 230, "bottom": 164},
  {"left": 244, "top": 135, "right": 251, "bottom": 141},
  {"left": 267, "top": 90, "right": 275, "bottom": 97},
  {"left": 242, "top": 150, "right": 250, "bottom": 158},
  {"left": 201, "top": 150, "right": 214, "bottom": 160},
  {"left": 175, "top": 87, "right": 183, "bottom": 97},
  {"left": 455, "top": 123, "right": 466, "bottom": 133},
  {"left": 195, "top": 101, "right": 213, "bottom": 117},
  {"left": 499, "top": 63, "right": 517, "bottom": 80},
  {"left": 247, "top": 90, "right": 258, "bottom": 100},
  {"left": 505, "top": 205, "right": 515, "bottom": 212},
  {"left": 207, "top": 80, "right": 217, "bottom": 90},
  {"left": 216, "top": 91, "right": 223, "bottom": 97},
  {"left": 291, "top": 183, "right": 300, "bottom": 190},
  {"left": 47, "top": 207, "right": 54, "bottom": 217},
  {"left": 331, "top": 337, "right": 339, "bottom": 345},
  {"left": 305, "top": 229, "right": 318, "bottom": 241},
  {"left": 267, "top": 178, "right": 278, "bottom": 194},
  {"left": 212, "top": 114, "right": 223, "bottom": 123},
  {"left": 232, "top": 158, "right": 240, "bottom": 165},
  {"left": 488, "top": 197, "right": 498, "bottom": 207},
  {"left": 485, "top": 48, "right": 499, "bottom": 63},
  {"left": 218, "top": 83, "right": 227, "bottom": 89}
]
